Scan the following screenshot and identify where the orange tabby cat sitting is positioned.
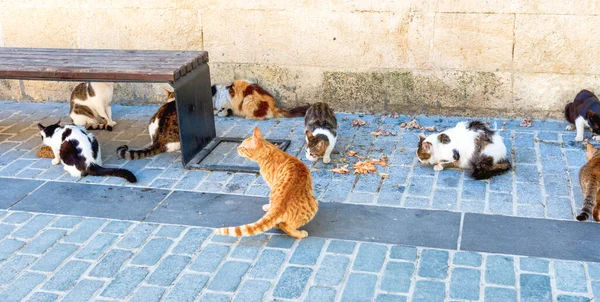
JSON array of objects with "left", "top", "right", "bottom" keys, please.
[
  {"left": 577, "top": 143, "right": 600, "bottom": 221},
  {"left": 216, "top": 127, "right": 318, "bottom": 239},
  {"left": 212, "top": 80, "right": 309, "bottom": 120}
]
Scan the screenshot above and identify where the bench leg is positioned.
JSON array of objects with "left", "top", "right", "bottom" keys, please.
[{"left": 172, "top": 63, "right": 216, "bottom": 168}]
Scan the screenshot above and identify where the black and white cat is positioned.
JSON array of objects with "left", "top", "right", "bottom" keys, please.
[
  {"left": 38, "top": 122, "right": 137, "bottom": 183},
  {"left": 416, "top": 121, "right": 511, "bottom": 180},
  {"left": 305, "top": 102, "right": 337, "bottom": 164}
]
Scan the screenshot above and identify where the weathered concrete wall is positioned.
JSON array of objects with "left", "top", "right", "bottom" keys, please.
[{"left": 1, "top": 0, "right": 599, "bottom": 118}]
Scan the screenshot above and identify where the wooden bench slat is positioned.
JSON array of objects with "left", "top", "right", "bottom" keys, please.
[{"left": 0, "top": 65, "right": 177, "bottom": 82}]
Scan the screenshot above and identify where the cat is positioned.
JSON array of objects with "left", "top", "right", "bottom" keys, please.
[
  {"left": 212, "top": 80, "right": 310, "bottom": 119},
  {"left": 564, "top": 89, "right": 600, "bottom": 141},
  {"left": 69, "top": 82, "right": 116, "bottom": 131},
  {"left": 37, "top": 121, "right": 137, "bottom": 183},
  {"left": 417, "top": 121, "right": 511, "bottom": 180},
  {"left": 215, "top": 127, "right": 318, "bottom": 239},
  {"left": 577, "top": 143, "right": 600, "bottom": 221},
  {"left": 116, "top": 89, "right": 180, "bottom": 160},
  {"left": 304, "top": 102, "right": 337, "bottom": 164}
]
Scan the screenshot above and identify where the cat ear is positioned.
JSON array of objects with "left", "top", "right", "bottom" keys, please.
[
  {"left": 305, "top": 130, "right": 314, "bottom": 139},
  {"left": 419, "top": 134, "right": 425, "bottom": 142},
  {"left": 423, "top": 142, "right": 432, "bottom": 150},
  {"left": 211, "top": 85, "right": 217, "bottom": 97},
  {"left": 55, "top": 119, "right": 62, "bottom": 126},
  {"left": 163, "top": 87, "right": 171, "bottom": 96},
  {"left": 37, "top": 123, "right": 45, "bottom": 131},
  {"left": 253, "top": 127, "right": 263, "bottom": 139}
]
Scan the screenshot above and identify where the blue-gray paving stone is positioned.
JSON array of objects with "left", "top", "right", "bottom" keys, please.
[
  {"left": 233, "top": 279, "right": 271, "bottom": 302},
  {"left": 593, "top": 281, "right": 600, "bottom": 299},
  {"left": 0, "top": 272, "right": 46, "bottom": 302},
  {"left": 30, "top": 244, "right": 78, "bottom": 272},
  {"left": 51, "top": 216, "right": 82, "bottom": 228},
  {"left": 520, "top": 274, "right": 552, "bottom": 302},
  {"left": 566, "top": 150, "right": 585, "bottom": 167},
  {"left": 485, "top": 286, "right": 517, "bottom": 302},
  {"left": 290, "top": 237, "right": 325, "bottom": 265},
  {"left": 390, "top": 245, "right": 417, "bottom": 261},
  {"left": 174, "top": 170, "right": 207, "bottom": 190},
  {"left": 347, "top": 192, "right": 377, "bottom": 204},
  {"left": 273, "top": 266, "right": 313, "bottom": 299},
  {"left": 131, "top": 238, "right": 173, "bottom": 266},
  {"left": 404, "top": 196, "right": 429, "bottom": 208},
  {"left": 64, "top": 219, "right": 106, "bottom": 243},
  {"left": 17, "top": 168, "right": 43, "bottom": 179},
  {"left": 3, "top": 212, "right": 32, "bottom": 224},
  {"left": 516, "top": 164, "right": 539, "bottom": 183},
  {"left": 200, "top": 293, "right": 231, "bottom": 302},
  {"left": 453, "top": 251, "right": 482, "bottom": 267},
  {"left": 267, "top": 234, "right": 296, "bottom": 249},
  {"left": 208, "top": 261, "right": 251, "bottom": 292},
  {"left": 461, "top": 200, "right": 486, "bottom": 213},
  {"left": 436, "top": 169, "right": 461, "bottom": 188},
  {"left": 61, "top": 279, "right": 104, "bottom": 302},
  {"left": 76, "top": 233, "right": 118, "bottom": 260},
  {"left": 150, "top": 178, "right": 177, "bottom": 189},
  {"left": 306, "top": 286, "right": 337, "bottom": 302},
  {"left": 328, "top": 240, "right": 356, "bottom": 254},
  {"left": 89, "top": 249, "right": 133, "bottom": 278},
  {"left": 43, "top": 260, "right": 90, "bottom": 291},
  {"left": 544, "top": 175, "right": 570, "bottom": 196},
  {"left": 391, "top": 148, "right": 416, "bottom": 165},
  {"left": 0, "top": 223, "right": 14, "bottom": 239},
  {"left": 129, "top": 286, "right": 165, "bottom": 302},
  {"left": 172, "top": 228, "right": 211, "bottom": 254},
  {"left": 557, "top": 296, "right": 590, "bottom": 302},
  {"left": 449, "top": 267, "right": 480, "bottom": 300},
  {"left": 340, "top": 273, "right": 377, "bottom": 302},
  {"left": 117, "top": 223, "right": 157, "bottom": 249},
  {"left": 0, "top": 255, "right": 36, "bottom": 285},
  {"left": 353, "top": 243, "right": 387, "bottom": 272},
  {"left": 0, "top": 238, "right": 25, "bottom": 260},
  {"left": 189, "top": 244, "right": 229, "bottom": 273},
  {"left": 546, "top": 197, "right": 573, "bottom": 219},
  {"left": 381, "top": 261, "right": 414, "bottom": 293},
  {"left": 211, "top": 234, "right": 237, "bottom": 243},
  {"left": 315, "top": 255, "right": 349, "bottom": 286},
  {"left": 520, "top": 257, "right": 549, "bottom": 273},
  {"left": 412, "top": 164, "right": 436, "bottom": 177},
  {"left": 412, "top": 280, "right": 445, "bottom": 302},
  {"left": 407, "top": 176, "right": 434, "bottom": 196},
  {"left": 462, "top": 180, "right": 486, "bottom": 200},
  {"left": 21, "top": 229, "right": 66, "bottom": 255},
  {"left": 554, "top": 261, "right": 587, "bottom": 293},
  {"left": 589, "top": 262, "right": 600, "bottom": 279},
  {"left": 245, "top": 185, "right": 270, "bottom": 197},
  {"left": 486, "top": 255, "right": 515, "bottom": 286},
  {"left": 156, "top": 225, "right": 185, "bottom": 238},
  {"left": 377, "top": 294, "right": 407, "bottom": 302},
  {"left": 489, "top": 172, "right": 512, "bottom": 192},
  {"left": 538, "top": 131, "right": 558, "bottom": 141},
  {"left": 514, "top": 132, "right": 535, "bottom": 147},
  {"left": 354, "top": 173, "right": 383, "bottom": 193},
  {"left": 147, "top": 255, "right": 191, "bottom": 286},
  {"left": 101, "top": 266, "right": 149, "bottom": 299},
  {"left": 517, "top": 204, "right": 545, "bottom": 218},
  {"left": 224, "top": 173, "right": 256, "bottom": 194},
  {"left": 102, "top": 221, "right": 133, "bottom": 233},
  {"left": 432, "top": 188, "right": 458, "bottom": 210},
  {"left": 321, "top": 180, "right": 352, "bottom": 202},
  {"left": 231, "top": 234, "right": 267, "bottom": 260},
  {"left": 27, "top": 292, "right": 58, "bottom": 302},
  {"left": 515, "top": 147, "right": 536, "bottom": 164},
  {"left": 163, "top": 274, "right": 209, "bottom": 302},
  {"left": 12, "top": 214, "right": 54, "bottom": 239},
  {"left": 249, "top": 249, "right": 286, "bottom": 279},
  {"left": 417, "top": 249, "right": 449, "bottom": 279},
  {"left": 516, "top": 183, "right": 542, "bottom": 205}
]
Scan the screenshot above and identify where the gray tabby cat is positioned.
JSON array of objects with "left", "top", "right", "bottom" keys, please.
[
  {"left": 305, "top": 102, "right": 337, "bottom": 164},
  {"left": 69, "top": 82, "right": 116, "bottom": 131}
]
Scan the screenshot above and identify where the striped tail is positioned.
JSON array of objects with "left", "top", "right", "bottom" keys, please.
[
  {"left": 577, "top": 184, "right": 597, "bottom": 221},
  {"left": 215, "top": 211, "right": 279, "bottom": 237},
  {"left": 117, "top": 142, "right": 162, "bottom": 160},
  {"left": 471, "top": 156, "right": 511, "bottom": 180},
  {"left": 87, "top": 164, "right": 137, "bottom": 183},
  {"left": 87, "top": 124, "right": 113, "bottom": 131},
  {"left": 273, "top": 104, "right": 310, "bottom": 118}
]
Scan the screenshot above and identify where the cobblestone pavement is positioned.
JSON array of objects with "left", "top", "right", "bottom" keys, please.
[
  {"left": 0, "top": 210, "right": 596, "bottom": 302},
  {"left": 0, "top": 101, "right": 597, "bottom": 301},
  {"left": 0, "top": 101, "right": 588, "bottom": 220}
]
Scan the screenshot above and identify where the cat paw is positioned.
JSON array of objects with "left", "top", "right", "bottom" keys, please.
[
  {"left": 433, "top": 164, "right": 444, "bottom": 171},
  {"left": 297, "top": 230, "right": 308, "bottom": 238},
  {"left": 323, "top": 157, "right": 331, "bottom": 164},
  {"left": 566, "top": 124, "right": 576, "bottom": 131},
  {"left": 262, "top": 204, "right": 270, "bottom": 211},
  {"left": 51, "top": 158, "right": 60, "bottom": 165},
  {"left": 108, "top": 121, "right": 117, "bottom": 127},
  {"left": 576, "top": 135, "right": 584, "bottom": 142}
]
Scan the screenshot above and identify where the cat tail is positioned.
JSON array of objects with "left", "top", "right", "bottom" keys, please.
[
  {"left": 273, "top": 104, "right": 311, "bottom": 118},
  {"left": 117, "top": 142, "right": 162, "bottom": 160},
  {"left": 470, "top": 155, "right": 512, "bottom": 180},
  {"left": 87, "top": 164, "right": 137, "bottom": 183},
  {"left": 577, "top": 184, "right": 597, "bottom": 221},
  {"left": 564, "top": 102, "right": 575, "bottom": 124},
  {"left": 215, "top": 210, "right": 279, "bottom": 237},
  {"left": 86, "top": 124, "right": 113, "bottom": 131}
]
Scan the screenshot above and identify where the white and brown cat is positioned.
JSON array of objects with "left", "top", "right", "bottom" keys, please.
[
  {"left": 305, "top": 102, "right": 337, "bottom": 164},
  {"left": 69, "top": 82, "right": 116, "bottom": 131},
  {"left": 212, "top": 80, "right": 309, "bottom": 120}
]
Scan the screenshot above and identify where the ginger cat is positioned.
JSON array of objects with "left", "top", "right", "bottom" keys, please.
[
  {"left": 212, "top": 80, "right": 309, "bottom": 120},
  {"left": 577, "top": 143, "right": 600, "bottom": 221},
  {"left": 216, "top": 127, "right": 318, "bottom": 239}
]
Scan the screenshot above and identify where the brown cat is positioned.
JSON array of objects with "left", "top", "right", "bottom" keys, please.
[
  {"left": 212, "top": 80, "right": 309, "bottom": 120},
  {"left": 577, "top": 143, "right": 600, "bottom": 221},
  {"left": 215, "top": 127, "right": 318, "bottom": 239},
  {"left": 117, "top": 89, "right": 180, "bottom": 160}
]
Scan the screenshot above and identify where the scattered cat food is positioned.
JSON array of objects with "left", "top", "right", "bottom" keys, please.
[
  {"left": 379, "top": 173, "right": 389, "bottom": 179},
  {"left": 370, "top": 129, "right": 397, "bottom": 137},
  {"left": 400, "top": 118, "right": 436, "bottom": 132},
  {"left": 36, "top": 146, "right": 54, "bottom": 158},
  {"left": 520, "top": 119, "right": 532, "bottom": 128},
  {"left": 198, "top": 212, "right": 203, "bottom": 215},
  {"left": 353, "top": 156, "right": 388, "bottom": 174},
  {"left": 310, "top": 168, "right": 322, "bottom": 172},
  {"left": 342, "top": 116, "right": 349, "bottom": 121},
  {"left": 351, "top": 119, "right": 367, "bottom": 127},
  {"left": 387, "top": 112, "right": 400, "bottom": 118},
  {"left": 346, "top": 150, "right": 365, "bottom": 159},
  {"left": 330, "top": 165, "right": 350, "bottom": 174}
]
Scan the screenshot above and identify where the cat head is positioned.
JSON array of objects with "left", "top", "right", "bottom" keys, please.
[
  {"left": 587, "top": 110, "right": 600, "bottom": 134},
  {"left": 305, "top": 131, "right": 328, "bottom": 161},
  {"left": 212, "top": 83, "right": 234, "bottom": 117},
  {"left": 37, "top": 120, "right": 62, "bottom": 146},
  {"left": 586, "top": 143, "right": 598, "bottom": 161},
  {"left": 416, "top": 134, "right": 433, "bottom": 164},
  {"left": 162, "top": 88, "right": 175, "bottom": 102},
  {"left": 238, "top": 127, "right": 268, "bottom": 160}
]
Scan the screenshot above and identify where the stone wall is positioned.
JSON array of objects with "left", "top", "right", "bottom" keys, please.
[{"left": 1, "top": 0, "right": 599, "bottom": 118}]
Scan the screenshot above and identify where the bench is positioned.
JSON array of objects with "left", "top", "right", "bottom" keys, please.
[{"left": 0, "top": 47, "right": 214, "bottom": 168}]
